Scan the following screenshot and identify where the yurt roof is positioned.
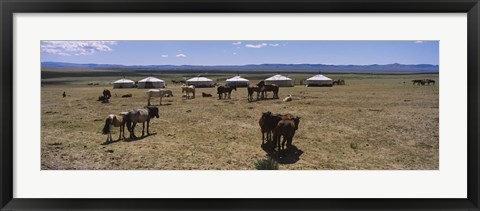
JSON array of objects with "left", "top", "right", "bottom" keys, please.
[
  {"left": 306, "top": 74, "right": 332, "bottom": 81},
  {"left": 139, "top": 76, "right": 164, "bottom": 83},
  {"left": 114, "top": 79, "right": 135, "bottom": 83},
  {"left": 187, "top": 77, "right": 213, "bottom": 82},
  {"left": 265, "top": 74, "right": 292, "bottom": 81},
  {"left": 226, "top": 76, "right": 249, "bottom": 82}
]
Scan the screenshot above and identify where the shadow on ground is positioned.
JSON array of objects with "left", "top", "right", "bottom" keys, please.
[{"left": 261, "top": 140, "right": 303, "bottom": 164}]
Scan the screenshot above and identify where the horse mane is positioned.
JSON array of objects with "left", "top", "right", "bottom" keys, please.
[{"left": 144, "top": 106, "right": 159, "bottom": 118}]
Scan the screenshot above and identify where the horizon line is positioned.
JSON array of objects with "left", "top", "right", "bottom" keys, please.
[{"left": 41, "top": 61, "right": 439, "bottom": 67}]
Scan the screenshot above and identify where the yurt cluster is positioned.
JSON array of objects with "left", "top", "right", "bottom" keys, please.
[{"left": 113, "top": 74, "right": 335, "bottom": 89}]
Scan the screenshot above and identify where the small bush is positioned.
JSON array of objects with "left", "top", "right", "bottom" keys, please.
[{"left": 255, "top": 157, "right": 279, "bottom": 170}]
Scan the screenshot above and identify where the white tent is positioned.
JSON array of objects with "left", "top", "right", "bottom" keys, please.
[
  {"left": 264, "top": 75, "right": 294, "bottom": 87},
  {"left": 186, "top": 76, "right": 214, "bottom": 87},
  {"left": 137, "top": 77, "right": 165, "bottom": 88},
  {"left": 305, "top": 74, "right": 333, "bottom": 87},
  {"left": 113, "top": 78, "right": 135, "bottom": 88},
  {"left": 225, "top": 76, "right": 250, "bottom": 87}
]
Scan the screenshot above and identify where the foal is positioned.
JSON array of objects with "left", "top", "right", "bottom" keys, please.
[{"left": 102, "top": 112, "right": 128, "bottom": 142}]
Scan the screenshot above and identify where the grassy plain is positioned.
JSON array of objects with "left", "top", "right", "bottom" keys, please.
[{"left": 41, "top": 71, "right": 439, "bottom": 170}]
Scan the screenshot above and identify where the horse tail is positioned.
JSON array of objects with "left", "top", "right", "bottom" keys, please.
[
  {"left": 125, "top": 113, "right": 132, "bottom": 132},
  {"left": 102, "top": 116, "right": 112, "bottom": 134}
]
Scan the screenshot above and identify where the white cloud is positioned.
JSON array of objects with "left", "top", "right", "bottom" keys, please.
[
  {"left": 41, "top": 41, "right": 117, "bottom": 56},
  {"left": 245, "top": 43, "right": 268, "bottom": 48},
  {"left": 232, "top": 41, "right": 242, "bottom": 45},
  {"left": 233, "top": 52, "right": 237, "bottom": 55},
  {"left": 176, "top": 54, "right": 187, "bottom": 57},
  {"left": 161, "top": 55, "right": 169, "bottom": 58},
  {"left": 245, "top": 43, "right": 280, "bottom": 48},
  {"left": 414, "top": 40, "right": 424, "bottom": 44}
]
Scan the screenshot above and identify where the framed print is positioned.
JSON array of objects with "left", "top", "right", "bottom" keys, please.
[{"left": 1, "top": 0, "right": 479, "bottom": 210}]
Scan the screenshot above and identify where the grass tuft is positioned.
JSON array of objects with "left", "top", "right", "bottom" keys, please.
[{"left": 255, "top": 157, "right": 279, "bottom": 170}]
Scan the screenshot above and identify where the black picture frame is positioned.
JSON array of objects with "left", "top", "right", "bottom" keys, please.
[{"left": 1, "top": 0, "right": 479, "bottom": 210}]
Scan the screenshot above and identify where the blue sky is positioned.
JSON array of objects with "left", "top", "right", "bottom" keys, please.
[{"left": 41, "top": 40, "right": 439, "bottom": 66}]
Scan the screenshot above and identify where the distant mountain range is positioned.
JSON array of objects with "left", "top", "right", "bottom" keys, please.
[{"left": 41, "top": 62, "right": 439, "bottom": 73}]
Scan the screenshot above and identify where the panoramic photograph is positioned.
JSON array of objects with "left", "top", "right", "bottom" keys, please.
[{"left": 41, "top": 40, "right": 439, "bottom": 170}]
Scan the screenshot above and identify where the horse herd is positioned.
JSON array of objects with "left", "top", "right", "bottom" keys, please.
[
  {"left": 143, "top": 80, "right": 281, "bottom": 105},
  {"left": 102, "top": 81, "right": 300, "bottom": 152},
  {"left": 412, "top": 79, "right": 436, "bottom": 86},
  {"left": 103, "top": 106, "right": 300, "bottom": 152}
]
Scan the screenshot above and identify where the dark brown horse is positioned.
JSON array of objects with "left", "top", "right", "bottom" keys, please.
[
  {"left": 247, "top": 85, "right": 262, "bottom": 102},
  {"left": 273, "top": 116, "right": 301, "bottom": 151},
  {"left": 125, "top": 106, "right": 159, "bottom": 139},
  {"left": 217, "top": 85, "right": 236, "bottom": 99},
  {"left": 257, "top": 81, "right": 279, "bottom": 99},
  {"left": 426, "top": 79, "right": 436, "bottom": 85},
  {"left": 412, "top": 80, "right": 424, "bottom": 85},
  {"left": 259, "top": 112, "right": 281, "bottom": 145},
  {"left": 103, "top": 89, "right": 112, "bottom": 99}
]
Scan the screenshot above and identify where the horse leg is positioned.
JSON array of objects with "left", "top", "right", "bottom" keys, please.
[
  {"left": 142, "top": 122, "right": 145, "bottom": 137},
  {"left": 118, "top": 126, "right": 122, "bottom": 140},
  {"left": 147, "top": 97, "right": 151, "bottom": 106},
  {"left": 261, "top": 131, "right": 265, "bottom": 145},
  {"left": 122, "top": 123, "right": 126, "bottom": 139},
  {"left": 147, "top": 120, "right": 150, "bottom": 135},
  {"left": 131, "top": 123, "right": 137, "bottom": 139},
  {"left": 160, "top": 96, "right": 162, "bottom": 105}
]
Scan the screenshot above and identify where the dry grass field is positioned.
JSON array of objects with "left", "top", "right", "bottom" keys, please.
[{"left": 41, "top": 73, "right": 439, "bottom": 170}]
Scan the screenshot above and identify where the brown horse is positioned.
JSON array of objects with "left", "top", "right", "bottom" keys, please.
[
  {"left": 103, "top": 89, "right": 112, "bottom": 99},
  {"left": 273, "top": 116, "right": 301, "bottom": 151},
  {"left": 102, "top": 112, "right": 128, "bottom": 142},
  {"left": 259, "top": 112, "right": 286, "bottom": 145},
  {"left": 125, "top": 106, "right": 159, "bottom": 139},
  {"left": 257, "top": 81, "right": 279, "bottom": 99},
  {"left": 247, "top": 85, "right": 262, "bottom": 102},
  {"left": 217, "top": 85, "right": 236, "bottom": 99}
]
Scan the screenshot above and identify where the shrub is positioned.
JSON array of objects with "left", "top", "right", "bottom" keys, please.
[{"left": 254, "top": 157, "right": 279, "bottom": 170}]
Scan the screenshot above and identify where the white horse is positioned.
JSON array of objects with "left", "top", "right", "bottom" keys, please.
[
  {"left": 146, "top": 89, "right": 173, "bottom": 106},
  {"left": 181, "top": 84, "right": 195, "bottom": 98}
]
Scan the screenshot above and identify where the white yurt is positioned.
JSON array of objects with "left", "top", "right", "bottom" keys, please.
[
  {"left": 186, "top": 76, "right": 214, "bottom": 87},
  {"left": 137, "top": 76, "right": 165, "bottom": 88},
  {"left": 113, "top": 78, "right": 135, "bottom": 88},
  {"left": 305, "top": 74, "right": 333, "bottom": 87},
  {"left": 264, "top": 74, "right": 294, "bottom": 87},
  {"left": 225, "top": 76, "right": 250, "bottom": 87}
]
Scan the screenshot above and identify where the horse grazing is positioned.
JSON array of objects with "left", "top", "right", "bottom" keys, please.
[
  {"left": 125, "top": 106, "right": 160, "bottom": 139},
  {"left": 217, "top": 85, "right": 237, "bottom": 99},
  {"left": 181, "top": 84, "right": 195, "bottom": 98},
  {"left": 102, "top": 112, "right": 128, "bottom": 142},
  {"left": 257, "top": 81, "right": 279, "bottom": 99},
  {"left": 273, "top": 116, "right": 301, "bottom": 151},
  {"left": 146, "top": 89, "right": 173, "bottom": 106},
  {"left": 247, "top": 85, "right": 262, "bottom": 102},
  {"left": 202, "top": 92, "right": 212, "bottom": 97}
]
